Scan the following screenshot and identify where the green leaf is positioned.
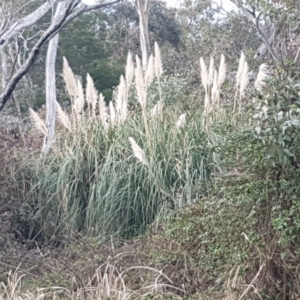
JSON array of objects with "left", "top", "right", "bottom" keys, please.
[{"left": 283, "top": 148, "right": 294, "bottom": 157}]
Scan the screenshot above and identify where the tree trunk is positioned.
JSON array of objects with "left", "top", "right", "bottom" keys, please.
[
  {"left": 42, "top": 2, "right": 65, "bottom": 154},
  {"left": 135, "top": 0, "right": 151, "bottom": 68},
  {"left": 0, "top": 49, "right": 7, "bottom": 89}
]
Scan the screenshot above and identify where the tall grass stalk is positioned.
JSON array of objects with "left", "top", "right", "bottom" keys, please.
[{"left": 154, "top": 42, "right": 163, "bottom": 119}]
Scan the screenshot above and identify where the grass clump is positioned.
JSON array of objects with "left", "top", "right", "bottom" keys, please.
[{"left": 17, "top": 46, "right": 213, "bottom": 243}]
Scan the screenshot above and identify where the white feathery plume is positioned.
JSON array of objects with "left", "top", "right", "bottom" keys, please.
[
  {"left": 109, "top": 101, "right": 116, "bottom": 125},
  {"left": 29, "top": 108, "right": 47, "bottom": 135},
  {"left": 200, "top": 57, "right": 208, "bottom": 90},
  {"left": 128, "top": 137, "right": 148, "bottom": 165},
  {"left": 150, "top": 100, "right": 163, "bottom": 118},
  {"left": 211, "top": 70, "right": 219, "bottom": 105},
  {"left": 240, "top": 61, "right": 249, "bottom": 97},
  {"left": 55, "top": 101, "right": 71, "bottom": 131},
  {"left": 145, "top": 54, "right": 154, "bottom": 88},
  {"left": 154, "top": 42, "right": 163, "bottom": 78},
  {"left": 255, "top": 63, "right": 269, "bottom": 91},
  {"left": 176, "top": 113, "right": 187, "bottom": 129},
  {"left": 125, "top": 52, "right": 134, "bottom": 87},
  {"left": 236, "top": 52, "right": 245, "bottom": 89},
  {"left": 208, "top": 56, "right": 215, "bottom": 86},
  {"left": 98, "top": 93, "right": 108, "bottom": 127},
  {"left": 135, "top": 55, "right": 146, "bottom": 108},
  {"left": 75, "top": 78, "right": 84, "bottom": 118},
  {"left": 86, "top": 73, "right": 98, "bottom": 115},
  {"left": 218, "top": 54, "right": 226, "bottom": 87},
  {"left": 116, "top": 75, "right": 127, "bottom": 122},
  {"left": 62, "top": 57, "right": 77, "bottom": 101}
]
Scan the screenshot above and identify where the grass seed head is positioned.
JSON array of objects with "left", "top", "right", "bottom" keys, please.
[
  {"left": 29, "top": 108, "right": 47, "bottom": 135},
  {"left": 128, "top": 137, "right": 148, "bottom": 165},
  {"left": 56, "top": 101, "right": 71, "bottom": 131},
  {"left": 126, "top": 52, "right": 134, "bottom": 87}
]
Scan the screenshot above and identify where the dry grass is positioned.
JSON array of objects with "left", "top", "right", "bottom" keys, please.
[{"left": 0, "top": 261, "right": 184, "bottom": 300}]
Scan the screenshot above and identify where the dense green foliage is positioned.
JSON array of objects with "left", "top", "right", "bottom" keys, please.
[{"left": 2, "top": 0, "right": 300, "bottom": 299}]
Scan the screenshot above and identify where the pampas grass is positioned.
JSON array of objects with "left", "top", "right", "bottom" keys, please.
[
  {"left": 135, "top": 55, "right": 146, "bottom": 108},
  {"left": 63, "top": 57, "right": 77, "bottom": 101},
  {"left": 211, "top": 70, "right": 219, "bottom": 105},
  {"left": 29, "top": 108, "right": 47, "bottom": 135},
  {"left": 56, "top": 101, "right": 71, "bottom": 131},
  {"left": 239, "top": 61, "right": 249, "bottom": 97},
  {"left": 145, "top": 54, "right": 154, "bottom": 89},
  {"left": 176, "top": 113, "right": 187, "bottom": 129},
  {"left": 135, "top": 55, "right": 150, "bottom": 138},
  {"left": 155, "top": 42, "right": 163, "bottom": 115},
  {"left": 126, "top": 52, "right": 134, "bottom": 87},
  {"left": 116, "top": 75, "right": 127, "bottom": 124},
  {"left": 218, "top": 54, "right": 227, "bottom": 88},
  {"left": 200, "top": 57, "right": 208, "bottom": 93},
  {"left": 128, "top": 137, "right": 148, "bottom": 165},
  {"left": 236, "top": 52, "right": 245, "bottom": 91},
  {"left": 150, "top": 100, "right": 163, "bottom": 119},
  {"left": 208, "top": 57, "right": 215, "bottom": 86},
  {"left": 75, "top": 78, "right": 85, "bottom": 119},
  {"left": 200, "top": 57, "right": 209, "bottom": 116},
  {"left": 109, "top": 101, "right": 116, "bottom": 125},
  {"left": 99, "top": 93, "right": 108, "bottom": 127},
  {"left": 255, "top": 63, "right": 269, "bottom": 91},
  {"left": 234, "top": 52, "right": 249, "bottom": 112},
  {"left": 86, "top": 73, "right": 98, "bottom": 117}
]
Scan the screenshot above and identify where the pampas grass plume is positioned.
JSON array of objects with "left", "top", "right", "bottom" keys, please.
[
  {"left": 109, "top": 101, "right": 116, "bottom": 125},
  {"left": 135, "top": 55, "right": 146, "bottom": 108},
  {"left": 218, "top": 54, "right": 226, "bottom": 87},
  {"left": 63, "top": 57, "right": 77, "bottom": 100},
  {"left": 212, "top": 70, "right": 218, "bottom": 104},
  {"left": 208, "top": 57, "right": 215, "bottom": 86},
  {"left": 99, "top": 93, "right": 108, "bottom": 127},
  {"left": 255, "top": 64, "right": 269, "bottom": 91},
  {"left": 145, "top": 54, "right": 154, "bottom": 88},
  {"left": 240, "top": 61, "right": 249, "bottom": 97},
  {"left": 126, "top": 52, "right": 134, "bottom": 87},
  {"left": 86, "top": 73, "right": 98, "bottom": 115},
  {"left": 176, "top": 113, "right": 187, "bottom": 129},
  {"left": 56, "top": 101, "right": 71, "bottom": 130},
  {"left": 29, "top": 108, "right": 47, "bottom": 135},
  {"left": 75, "top": 78, "right": 84, "bottom": 118},
  {"left": 128, "top": 137, "right": 148, "bottom": 165},
  {"left": 116, "top": 75, "right": 126, "bottom": 120},
  {"left": 236, "top": 52, "right": 245, "bottom": 89},
  {"left": 150, "top": 100, "right": 163, "bottom": 118}
]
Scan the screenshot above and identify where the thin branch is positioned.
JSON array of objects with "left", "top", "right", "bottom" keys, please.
[
  {"left": 0, "top": 1, "right": 57, "bottom": 50},
  {"left": 255, "top": 12, "right": 281, "bottom": 66}
]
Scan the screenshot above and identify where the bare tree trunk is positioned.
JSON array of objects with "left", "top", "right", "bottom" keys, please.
[
  {"left": 42, "top": 37, "right": 59, "bottom": 153},
  {"left": 0, "top": 49, "right": 7, "bottom": 89},
  {"left": 135, "top": 0, "right": 150, "bottom": 68},
  {"left": 42, "top": 2, "right": 66, "bottom": 154}
]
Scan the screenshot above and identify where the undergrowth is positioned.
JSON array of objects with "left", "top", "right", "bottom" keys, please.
[{"left": 2, "top": 49, "right": 300, "bottom": 299}]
